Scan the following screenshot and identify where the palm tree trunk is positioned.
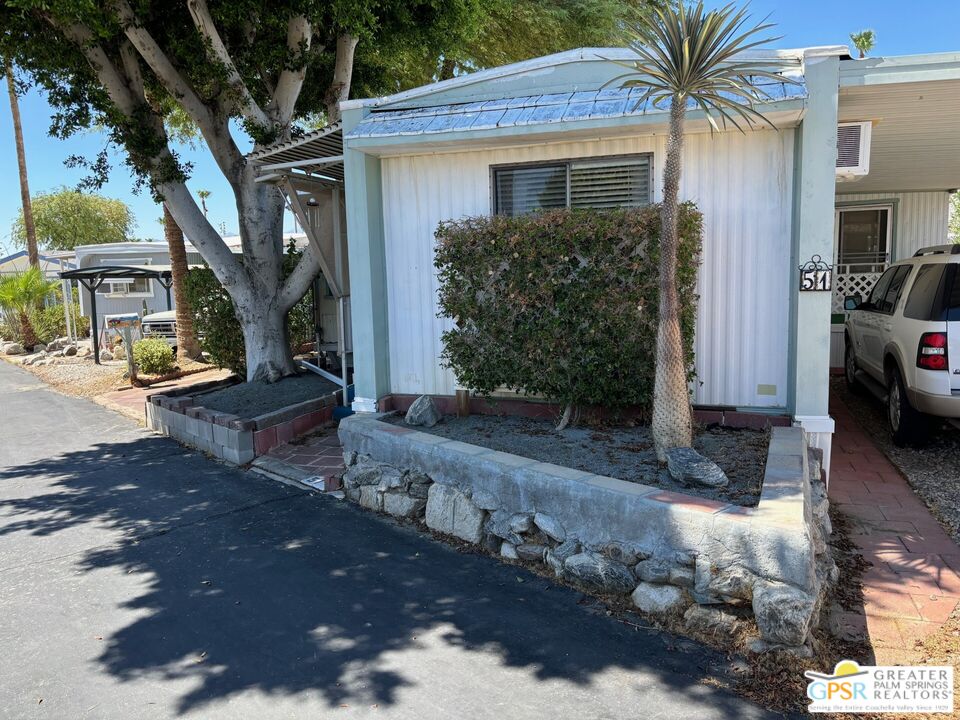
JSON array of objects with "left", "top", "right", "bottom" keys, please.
[
  {"left": 163, "top": 204, "right": 202, "bottom": 360},
  {"left": 5, "top": 61, "right": 38, "bottom": 269},
  {"left": 652, "top": 97, "right": 694, "bottom": 461},
  {"left": 18, "top": 310, "right": 37, "bottom": 350}
]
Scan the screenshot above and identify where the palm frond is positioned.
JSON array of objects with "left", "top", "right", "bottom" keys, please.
[{"left": 617, "top": 1, "right": 796, "bottom": 134}]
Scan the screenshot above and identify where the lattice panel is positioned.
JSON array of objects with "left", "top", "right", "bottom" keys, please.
[{"left": 833, "top": 272, "right": 883, "bottom": 313}]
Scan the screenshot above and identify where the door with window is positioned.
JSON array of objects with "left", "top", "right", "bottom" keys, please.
[{"left": 833, "top": 205, "right": 893, "bottom": 314}]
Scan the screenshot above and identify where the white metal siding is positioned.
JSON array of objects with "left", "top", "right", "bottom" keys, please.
[
  {"left": 381, "top": 128, "right": 795, "bottom": 408},
  {"left": 836, "top": 191, "right": 950, "bottom": 260}
]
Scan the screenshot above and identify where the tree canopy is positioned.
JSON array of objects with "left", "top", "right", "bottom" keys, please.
[
  {"left": 0, "top": 0, "right": 661, "bottom": 380},
  {"left": 12, "top": 188, "right": 133, "bottom": 251}
]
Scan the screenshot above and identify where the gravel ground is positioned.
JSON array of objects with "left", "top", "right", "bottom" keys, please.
[
  {"left": 10, "top": 356, "right": 128, "bottom": 398},
  {"left": 197, "top": 371, "right": 337, "bottom": 417},
  {"left": 831, "top": 377, "right": 960, "bottom": 544},
  {"left": 387, "top": 414, "right": 769, "bottom": 506}
]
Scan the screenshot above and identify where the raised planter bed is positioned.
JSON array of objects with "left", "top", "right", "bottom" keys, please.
[
  {"left": 338, "top": 413, "right": 835, "bottom": 653},
  {"left": 146, "top": 373, "right": 342, "bottom": 465}
]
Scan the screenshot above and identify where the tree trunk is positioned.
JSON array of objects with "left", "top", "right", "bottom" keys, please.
[
  {"left": 439, "top": 56, "right": 456, "bottom": 81},
  {"left": 162, "top": 176, "right": 314, "bottom": 383},
  {"left": 18, "top": 310, "right": 37, "bottom": 350},
  {"left": 237, "top": 302, "right": 297, "bottom": 382},
  {"left": 5, "top": 61, "right": 38, "bottom": 268},
  {"left": 163, "top": 204, "right": 201, "bottom": 359},
  {"left": 324, "top": 34, "right": 358, "bottom": 123},
  {"left": 652, "top": 98, "right": 693, "bottom": 462}
]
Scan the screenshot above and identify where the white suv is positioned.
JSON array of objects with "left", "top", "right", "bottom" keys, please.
[{"left": 844, "top": 244, "right": 960, "bottom": 445}]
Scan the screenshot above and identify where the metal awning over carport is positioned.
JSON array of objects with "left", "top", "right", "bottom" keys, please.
[
  {"left": 251, "top": 124, "right": 352, "bottom": 403},
  {"left": 60, "top": 265, "right": 181, "bottom": 365}
]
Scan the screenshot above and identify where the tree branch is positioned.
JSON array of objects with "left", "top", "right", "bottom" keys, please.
[
  {"left": 160, "top": 181, "right": 245, "bottom": 290},
  {"left": 186, "top": 0, "right": 271, "bottom": 130},
  {"left": 279, "top": 240, "right": 322, "bottom": 312},
  {"left": 324, "top": 34, "right": 358, "bottom": 123},
  {"left": 273, "top": 15, "right": 312, "bottom": 125},
  {"left": 53, "top": 21, "right": 140, "bottom": 117}
]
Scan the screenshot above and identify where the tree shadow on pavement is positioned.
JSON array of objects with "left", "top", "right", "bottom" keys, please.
[{"left": 0, "top": 434, "right": 775, "bottom": 717}]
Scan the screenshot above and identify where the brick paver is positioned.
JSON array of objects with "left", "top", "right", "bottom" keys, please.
[
  {"left": 264, "top": 427, "right": 345, "bottom": 489},
  {"left": 96, "top": 368, "right": 234, "bottom": 422},
  {"left": 829, "top": 395, "right": 960, "bottom": 663}
]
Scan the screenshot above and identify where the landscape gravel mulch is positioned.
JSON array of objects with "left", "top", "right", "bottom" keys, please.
[{"left": 387, "top": 413, "right": 769, "bottom": 506}]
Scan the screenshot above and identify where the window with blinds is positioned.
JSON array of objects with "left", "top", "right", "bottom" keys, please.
[{"left": 493, "top": 155, "right": 652, "bottom": 216}]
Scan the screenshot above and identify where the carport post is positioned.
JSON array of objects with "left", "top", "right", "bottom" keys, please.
[
  {"left": 164, "top": 280, "right": 172, "bottom": 310},
  {"left": 79, "top": 279, "right": 101, "bottom": 365}
]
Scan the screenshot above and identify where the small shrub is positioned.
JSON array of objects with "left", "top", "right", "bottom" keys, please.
[
  {"left": 183, "top": 241, "right": 316, "bottom": 375},
  {"left": 133, "top": 338, "right": 175, "bottom": 375},
  {"left": 434, "top": 204, "right": 702, "bottom": 417},
  {"left": 30, "top": 302, "right": 84, "bottom": 344}
]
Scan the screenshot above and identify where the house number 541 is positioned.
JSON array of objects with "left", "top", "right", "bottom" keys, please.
[{"left": 799, "top": 255, "right": 832, "bottom": 292}]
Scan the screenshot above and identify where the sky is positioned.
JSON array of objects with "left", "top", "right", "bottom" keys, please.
[{"left": 1, "top": 0, "right": 958, "bottom": 256}]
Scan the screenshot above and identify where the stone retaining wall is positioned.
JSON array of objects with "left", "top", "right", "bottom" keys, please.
[
  {"left": 146, "top": 384, "right": 340, "bottom": 465},
  {"left": 338, "top": 415, "right": 835, "bottom": 653}
]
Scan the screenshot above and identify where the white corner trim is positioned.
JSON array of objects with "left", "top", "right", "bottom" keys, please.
[
  {"left": 793, "top": 415, "right": 836, "bottom": 434},
  {"left": 351, "top": 396, "right": 379, "bottom": 413}
]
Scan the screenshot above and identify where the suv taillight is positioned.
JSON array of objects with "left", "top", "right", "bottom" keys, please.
[{"left": 917, "top": 332, "right": 948, "bottom": 371}]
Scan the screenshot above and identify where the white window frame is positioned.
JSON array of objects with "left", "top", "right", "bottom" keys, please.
[
  {"left": 490, "top": 153, "right": 655, "bottom": 216},
  {"left": 97, "top": 258, "right": 154, "bottom": 298},
  {"left": 833, "top": 204, "right": 894, "bottom": 274}
]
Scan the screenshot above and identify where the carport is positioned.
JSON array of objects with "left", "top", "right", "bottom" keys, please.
[{"left": 59, "top": 265, "right": 175, "bottom": 364}]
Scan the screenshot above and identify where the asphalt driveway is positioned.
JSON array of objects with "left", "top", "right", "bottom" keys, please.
[{"left": 0, "top": 361, "right": 777, "bottom": 719}]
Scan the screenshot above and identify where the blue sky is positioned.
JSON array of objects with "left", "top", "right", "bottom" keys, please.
[{"left": 1, "top": 0, "right": 958, "bottom": 255}]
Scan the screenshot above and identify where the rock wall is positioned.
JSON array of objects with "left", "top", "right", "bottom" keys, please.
[{"left": 340, "top": 416, "right": 835, "bottom": 653}]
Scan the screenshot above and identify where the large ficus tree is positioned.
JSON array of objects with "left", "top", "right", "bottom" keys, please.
[
  {"left": 0, "top": 0, "right": 488, "bottom": 381},
  {"left": 617, "top": 2, "right": 788, "bottom": 460}
]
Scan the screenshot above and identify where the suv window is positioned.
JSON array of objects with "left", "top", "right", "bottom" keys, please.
[
  {"left": 903, "top": 264, "right": 946, "bottom": 320},
  {"left": 945, "top": 265, "right": 960, "bottom": 322},
  {"left": 878, "top": 265, "right": 911, "bottom": 313},
  {"left": 866, "top": 266, "right": 897, "bottom": 309}
]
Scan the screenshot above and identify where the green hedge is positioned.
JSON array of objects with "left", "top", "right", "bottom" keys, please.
[
  {"left": 183, "top": 241, "right": 315, "bottom": 376},
  {"left": 435, "top": 204, "right": 702, "bottom": 415}
]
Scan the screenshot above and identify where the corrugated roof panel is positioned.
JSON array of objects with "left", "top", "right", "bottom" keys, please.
[{"left": 346, "top": 79, "right": 806, "bottom": 140}]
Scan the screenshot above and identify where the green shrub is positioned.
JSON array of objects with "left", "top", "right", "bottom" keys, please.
[
  {"left": 183, "top": 241, "right": 315, "bottom": 375},
  {"left": 29, "top": 301, "right": 85, "bottom": 344},
  {"left": 133, "top": 337, "right": 175, "bottom": 375},
  {"left": 434, "top": 204, "right": 702, "bottom": 417}
]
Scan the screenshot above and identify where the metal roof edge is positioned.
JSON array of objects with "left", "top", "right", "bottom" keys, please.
[{"left": 340, "top": 45, "right": 818, "bottom": 113}]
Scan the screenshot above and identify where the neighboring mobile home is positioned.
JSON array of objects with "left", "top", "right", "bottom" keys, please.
[{"left": 259, "top": 45, "right": 960, "bottom": 475}]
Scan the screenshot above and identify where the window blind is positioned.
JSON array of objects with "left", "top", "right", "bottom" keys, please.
[{"left": 494, "top": 155, "right": 652, "bottom": 216}]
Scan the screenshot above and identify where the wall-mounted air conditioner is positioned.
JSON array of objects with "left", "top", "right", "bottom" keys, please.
[{"left": 836, "top": 121, "right": 872, "bottom": 180}]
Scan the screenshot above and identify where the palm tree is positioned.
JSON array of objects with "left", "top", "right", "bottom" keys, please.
[
  {"left": 0, "top": 268, "right": 56, "bottom": 349},
  {"left": 617, "top": 2, "right": 788, "bottom": 461},
  {"left": 197, "top": 189, "right": 211, "bottom": 217},
  {"left": 4, "top": 60, "right": 39, "bottom": 268},
  {"left": 163, "top": 204, "right": 201, "bottom": 360},
  {"left": 850, "top": 30, "right": 876, "bottom": 59}
]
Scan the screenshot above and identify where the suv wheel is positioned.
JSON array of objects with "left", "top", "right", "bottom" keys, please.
[
  {"left": 887, "top": 367, "right": 927, "bottom": 446},
  {"left": 844, "top": 341, "right": 861, "bottom": 394}
]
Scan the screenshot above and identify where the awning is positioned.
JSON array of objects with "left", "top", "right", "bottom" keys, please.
[{"left": 250, "top": 122, "right": 344, "bottom": 182}]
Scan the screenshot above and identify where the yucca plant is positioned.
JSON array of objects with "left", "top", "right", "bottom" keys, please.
[
  {"left": 0, "top": 267, "right": 57, "bottom": 349},
  {"left": 616, "top": 2, "right": 789, "bottom": 461}
]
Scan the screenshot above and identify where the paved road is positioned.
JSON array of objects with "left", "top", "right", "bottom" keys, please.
[{"left": 0, "top": 362, "right": 778, "bottom": 719}]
